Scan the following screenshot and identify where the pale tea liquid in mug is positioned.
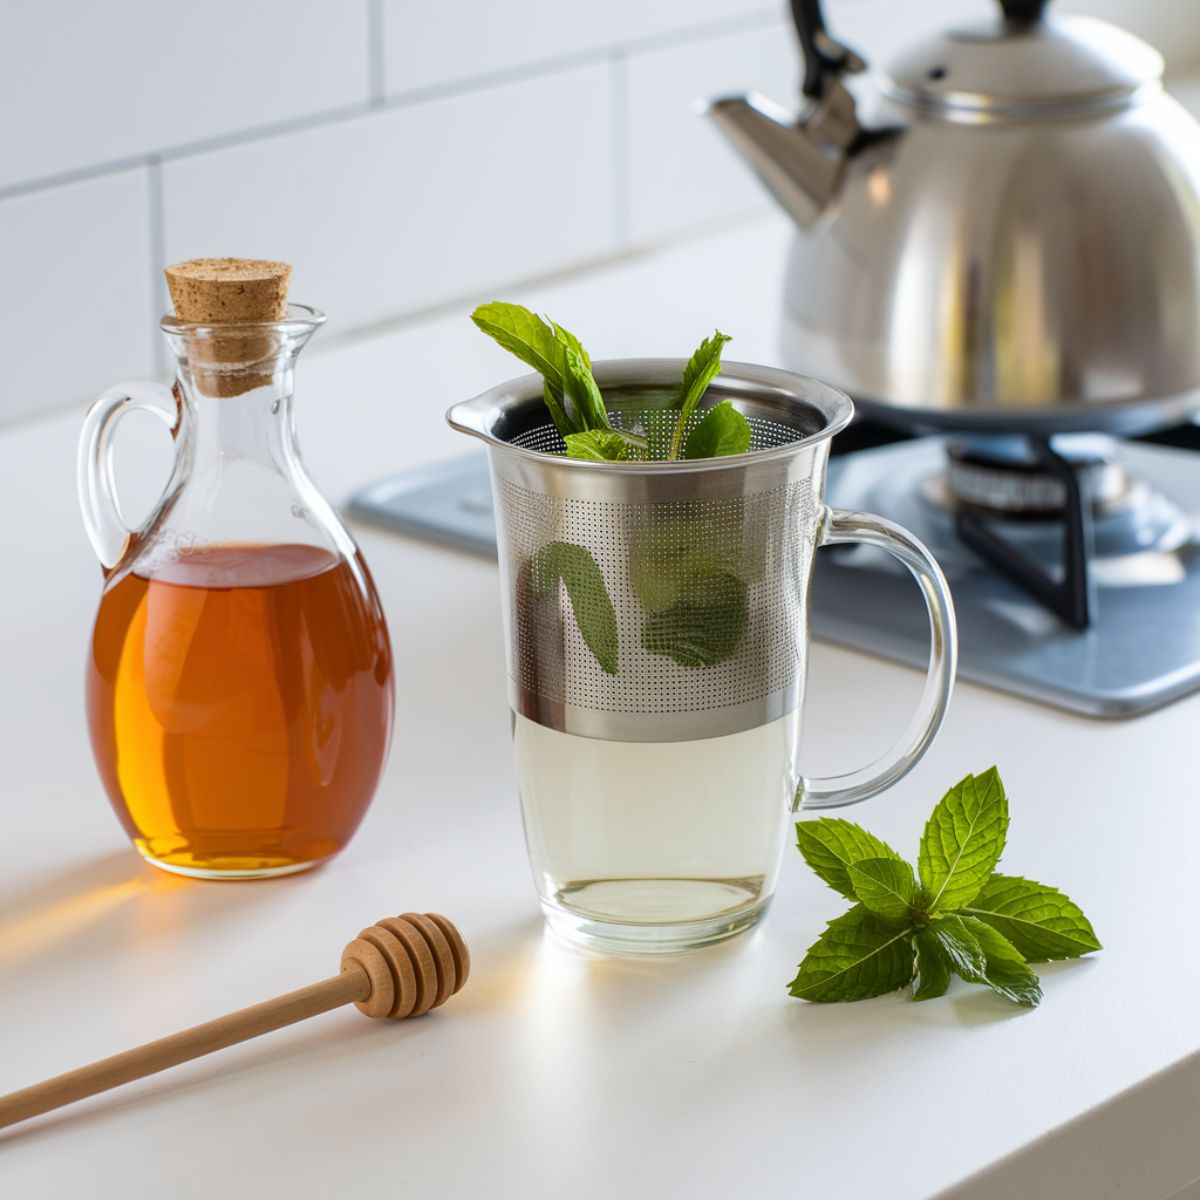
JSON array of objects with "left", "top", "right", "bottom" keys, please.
[
  {"left": 87, "top": 543, "right": 394, "bottom": 877},
  {"left": 512, "top": 711, "right": 799, "bottom": 929}
]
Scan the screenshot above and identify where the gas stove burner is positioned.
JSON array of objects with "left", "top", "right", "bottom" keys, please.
[
  {"left": 941, "top": 436, "right": 1129, "bottom": 519},
  {"left": 920, "top": 433, "right": 1139, "bottom": 630}
]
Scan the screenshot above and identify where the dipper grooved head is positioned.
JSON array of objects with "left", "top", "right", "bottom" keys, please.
[{"left": 340, "top": 913, "right": 470, "bottom": 1020}]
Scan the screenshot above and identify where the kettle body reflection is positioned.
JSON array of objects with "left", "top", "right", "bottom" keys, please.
[{"left": 707, "top": 0, "right": 1200, "bottom": 434}]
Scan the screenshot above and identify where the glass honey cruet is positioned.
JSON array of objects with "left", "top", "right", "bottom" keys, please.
[{"left": 78, "top": 259, "right": 394, "bottom": 879}]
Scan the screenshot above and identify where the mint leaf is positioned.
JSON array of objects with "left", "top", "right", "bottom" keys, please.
[
  {"left": 962, "top": 874, "right": 1101, "bottom": 962},
  {"left": 847, "top": 856, "right": 917, "bottom": 921},
  {"left": 471, "top": 302, "right": 564, "bottom": 389},
  {"left": 684, "top": 400, "right": 752, "bottom": 459},
  {"left": 471, "top": 308, "right": 747, "bottom": 462},
  {"left": 529, "top": 541, "right": 618, "bottom": 674},
  {"left": 550, "top": 318, "right": 591, "bottom": 369},
  {"left": 641, "top": 564, "right": 747, "bottom": 668},
  {"left": 564, "top": 429, "right": 648, "bottom": 462},
  {"left": 912, "top": 929, "right": 953, "bottom": 1001},
  {"left": 541, "top": 380, "right": 571, "bottom": 436},
  {"left": 472, "top": 304, "right": 608, "bottom": 438},
  {"left": 667, "top": 331, "right": 732, "bottom": 460},
  {"left": 930, "top": 915, "right": 1041, "bottom": 1007},
  {"left": 627, "top": 517, "right": 743, "bottom": 615},
  {"left": 928, "top": 914, "right": 988, "bottom": 979},
  {"left": 957, "top": 917, "right": 1043, "bottom": 1008},
  {"left": 561, "top": 345, "right": 609, "bottom": 432},
  {"left": 918, "top": 767, "right": 1009, "bottom": 913},
  {"left": 795, "top": 819, "right": 907, "bottom": 902},
  {"left": 788, "top": 905, "right": 915, "bottom": 1003}
]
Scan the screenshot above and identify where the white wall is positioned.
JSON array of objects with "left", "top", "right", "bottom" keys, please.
[{"left": 0, "top": 0, "right": 1196, "bottom": 426}]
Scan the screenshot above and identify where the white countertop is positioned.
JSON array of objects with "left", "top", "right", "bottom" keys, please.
[{"left": 2, "top": 217, "right": 1198, "bottom": 1198}]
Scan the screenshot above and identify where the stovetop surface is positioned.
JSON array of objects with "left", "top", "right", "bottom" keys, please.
[
  {"left": 348, "top": 428, "right": 1200, "bottom": 719},
  {"left": 814, "top": 437, "right": 1200, "bottom": 717}
]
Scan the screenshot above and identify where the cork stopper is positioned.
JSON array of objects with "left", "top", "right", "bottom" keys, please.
[
  {"left": 164, "top": 258, "right": 293, "bottom": 397},
  {"left": 165, "top": 258, "right": 291, "bottom": 325}
]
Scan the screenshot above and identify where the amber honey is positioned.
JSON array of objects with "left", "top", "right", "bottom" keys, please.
[{"left": 86, "top": 543, "right": 394, "bottom": 877}]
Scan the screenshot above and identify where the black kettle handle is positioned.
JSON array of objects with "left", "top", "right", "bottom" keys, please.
[
  {"left": 1000, "top": 0, "right": 1050, "bottom": 20},
  {"left": 789, "top": 0, "right": 865, "bottom": 99}
]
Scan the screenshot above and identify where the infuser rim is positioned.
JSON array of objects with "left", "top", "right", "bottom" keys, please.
[
  {"left": 160, "top": 303, "right": 327, "bottom": 337},
  {"left": 446, "top": 357, "right": 855, "bottom": 472}
]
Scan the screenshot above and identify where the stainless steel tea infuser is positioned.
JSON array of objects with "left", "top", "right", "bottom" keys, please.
[{"left": 449, "top": 360, "right": 957, "bottom": 808}]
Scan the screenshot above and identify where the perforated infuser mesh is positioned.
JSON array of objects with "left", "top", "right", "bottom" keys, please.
[{"left": 493, "top": 411, "right": 821, "bottom": 723}]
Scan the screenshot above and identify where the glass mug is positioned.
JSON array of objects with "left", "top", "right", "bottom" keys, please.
[{"left": 449, "top": 360, "right": 956, "bottom": 952}]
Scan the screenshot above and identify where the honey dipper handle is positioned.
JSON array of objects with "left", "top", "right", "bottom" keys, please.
[{"left": 0, "top": 970, "right": 366, "bottom": 1131}]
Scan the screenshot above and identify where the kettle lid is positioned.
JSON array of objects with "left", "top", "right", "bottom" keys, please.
[{"left": 883, "top": 13, "right": 1162, "bottom": 118}]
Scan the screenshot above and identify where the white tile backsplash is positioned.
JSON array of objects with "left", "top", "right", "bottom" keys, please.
[
  {"left": 161, "top": 66, "right": 615, "bottom": 330},
  {"left": 826, "top": 0, "right": 994, "bottom": 69},
  {"left": 0, "top": 0, "right": 369, "bottom": 191},
  {"left": 381, "top": 0, "right": 781, "bottom": 94},
  {"left": 626, "top": 19, "right": 798, "bottom": 243},
  {"left": 0, "top": 171, "right": 154, "bottom": 424},
  {"left": 1, "top": 0, "right": 1198, "bottom": 427}
]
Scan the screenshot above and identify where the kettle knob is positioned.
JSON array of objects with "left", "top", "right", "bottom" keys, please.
[{"left": 1000, "top": 0, "right": 1050, "bottom": 21}]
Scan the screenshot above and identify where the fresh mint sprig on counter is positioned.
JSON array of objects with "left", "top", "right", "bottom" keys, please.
[
  {"left": 470, "top": 302, "right": 748, "bottom": 461},
  {"left": 789, "top": 768, "right": 1101, "bottom": 1007}
]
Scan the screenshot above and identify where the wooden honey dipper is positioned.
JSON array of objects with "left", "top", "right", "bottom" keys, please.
[{"left": 0, "top": 912, "right": 468, "bottom": 1131}]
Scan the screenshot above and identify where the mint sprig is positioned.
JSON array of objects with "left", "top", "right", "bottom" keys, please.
[
  {"left": 789, "top": 767, "right": 1101, "bottom": 1007},
  {"left": 471, "top": 302, "right": 611, "bottom": 441},
  {"left": 472, "top": 304, "right": 750, "bottom": 462}
]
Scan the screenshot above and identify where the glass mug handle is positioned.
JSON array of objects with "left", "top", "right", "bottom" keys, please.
[
  {"left": 796, "top": 507, "right": 958, "bottom": 810},
  {"left": 77, "top": 381, "right": 181, "bottom": 573}
]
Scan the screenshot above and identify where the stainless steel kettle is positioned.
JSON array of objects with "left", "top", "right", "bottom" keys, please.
[{"left": 709, "top": 0, "right": 1200, "bottom": 435}]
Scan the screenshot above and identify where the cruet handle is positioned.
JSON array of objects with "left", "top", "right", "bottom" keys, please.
[
  {"left": 77, "top": 381, "right": 182, "bottom": 572},
  {"left": 796, "top": 508, "right": 958, "bottom": 810}
]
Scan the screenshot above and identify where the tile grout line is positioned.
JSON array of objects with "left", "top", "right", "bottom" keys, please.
[
  {"left": 0, "top": 7, "right": 783, "bottom": 202},
  {"left": 609, "top": 50, "right": 632, "bottom": 249},
  {"left": 146, "top": 158, "right": 167, "bottom": 378},
  {"left": 0, "top": 102, "right": 374, "bottom": 202},
  {"left": 367, "top": 0, "right": 386, "bottom": 106}
]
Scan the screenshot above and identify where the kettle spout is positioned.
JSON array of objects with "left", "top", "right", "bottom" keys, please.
[{"left": 705, "top": 88, "right": 860, "bottom": 228}]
